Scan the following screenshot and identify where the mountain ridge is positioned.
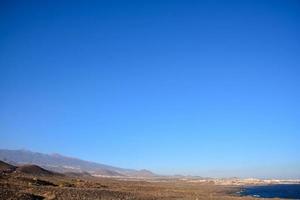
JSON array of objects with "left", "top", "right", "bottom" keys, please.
[{"left": 0, "top": 149, "right": 156, "bottom": 177}]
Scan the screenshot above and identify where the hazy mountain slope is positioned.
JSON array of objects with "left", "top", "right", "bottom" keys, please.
[{"left": 0, "top": 149, "right": 155, "bottom": 177}]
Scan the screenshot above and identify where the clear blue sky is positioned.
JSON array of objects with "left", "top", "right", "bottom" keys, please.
[{"left": 0, "top": 0, "right": 299, "bottom": 179}]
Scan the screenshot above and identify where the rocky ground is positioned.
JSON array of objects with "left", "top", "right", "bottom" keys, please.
[{"left": 0, "top": 161, "right": 261, "bottom": 200}]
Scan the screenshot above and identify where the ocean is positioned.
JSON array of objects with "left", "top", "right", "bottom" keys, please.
[{"left": 240, "top": 184, "right": 300, "bottom": 199}]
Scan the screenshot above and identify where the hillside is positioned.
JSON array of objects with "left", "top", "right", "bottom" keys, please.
[
  {"left": 0, "top": 160, "right": 16, "bottom": 172},
  {"left": 0, "top": 160, "right": 249, "bottom": 200},
  {"left": 16, "top": 164, "right": 57, "bottom": 176},
  {"left": 0, "top": 149, "right": 156, "bottom": 177}
]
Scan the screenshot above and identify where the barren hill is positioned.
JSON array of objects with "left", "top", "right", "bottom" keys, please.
[
  {"left": 0, "top": 160, "right": 16, "bottom": 172},
  {"left": 16, "top": 164, "right": 56, "bottom": 176},
  {"left": 0, "top": 149, "right": 156, "bottom": 177}
]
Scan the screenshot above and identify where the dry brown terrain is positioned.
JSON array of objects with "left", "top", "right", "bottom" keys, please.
[{"left": 0, "top": 161, "right": 262, "bottom": 200}]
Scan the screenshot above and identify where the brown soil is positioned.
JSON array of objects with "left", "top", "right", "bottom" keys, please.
[{"left": 0, "top": 161, "right": 262, "bottom": 200}]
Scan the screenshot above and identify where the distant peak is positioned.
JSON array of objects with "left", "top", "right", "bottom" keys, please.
[
  {"left": 18, "top": 148, "right": 32, "bottom": 152},
  {"left": 49, "top": 153, "right": 79, "bottom": 160},
  {"left": 50, "top": 153, "right": 63, "bottom": 157},
  {"left": 139, "top": 169, "right": 151, "bottom": 172}
]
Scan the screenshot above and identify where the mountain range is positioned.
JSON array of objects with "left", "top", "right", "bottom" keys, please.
[{"left": 0, "top": 149, "right": 155, "bottom": 177}]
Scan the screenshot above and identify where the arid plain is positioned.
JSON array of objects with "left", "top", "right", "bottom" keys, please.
[{"left": 0, "top": 160, "right": 266, "bottom": 200}]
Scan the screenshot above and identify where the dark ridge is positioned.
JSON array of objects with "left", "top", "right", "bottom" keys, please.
[
  {"left": 16, "top": 164, "right": 59, "bottom": 176},
  {"left": 0, "top": 160, "right": 17, "bottom": 173}
]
